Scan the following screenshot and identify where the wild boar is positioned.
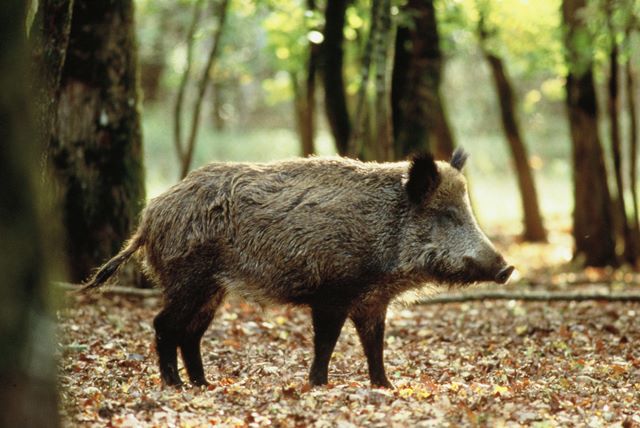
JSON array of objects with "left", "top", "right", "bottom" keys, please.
[{"left": 83, "top": 148, "right": 513, "bottom": 388}]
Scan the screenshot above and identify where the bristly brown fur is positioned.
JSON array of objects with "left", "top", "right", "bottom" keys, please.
[{"left": 85, "top": 154, "right": 510, "bottom": 388}]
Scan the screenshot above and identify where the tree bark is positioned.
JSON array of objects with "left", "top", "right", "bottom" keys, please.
[
  {"left": 31, "top": 0, "right": 74, "bottom": 161},
  {"left": 299, "top": 0, "right": 319, "bottom": 157},
  {"left": 0, "top": 2, "right": 59, "bottom": 426},
  {"left": 391, "top": 0, "right": 453, "bottom": 159},
  {"left": 373, "top": 0, "right": 393, "bottom": 161},
  {"left": 478, "top": 15, "right": 547, "bottom": 242},
  {"left": 562, "top": 0, "right": 617, "bottom": 267},
  {"left": 50, "top": 0, "right": 146, "bottom": 282},
  {"left": 322, "top": 0, "right": 351, "bottom": 156}
]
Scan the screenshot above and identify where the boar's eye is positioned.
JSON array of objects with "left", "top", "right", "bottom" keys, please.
[{"left": 441, "top": 209, "right": 462, "bottom": 226}]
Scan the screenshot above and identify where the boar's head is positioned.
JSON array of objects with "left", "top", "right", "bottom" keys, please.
[{"left": 400, "top": 148, "right": 514, "bottom": 286}]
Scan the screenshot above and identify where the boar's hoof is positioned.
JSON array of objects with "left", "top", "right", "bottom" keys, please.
[
  {"left": 190, "top": 377, "right": 210, "bottom": 387},
  {"left": 372, "top": 378, "right": 394, "bottom": 389},
  {"left": 495, "top": 265, "right": 515, "bottom": 284}
]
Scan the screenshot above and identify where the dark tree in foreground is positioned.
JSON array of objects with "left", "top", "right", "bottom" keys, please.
[
  {"left": 563, "top": 0, "right": 616, "bottom": 266},
  {"left": 50, "top": 0, "right": 146, "bottom": 282},
  {"left": 392, "top": 0, "right": 455, "bottom": 160},
  {"left": 0, "top": 2, "right": 59, "bottom": 427},
  {"left": 322, "top": 0, "right": 351, "bottom": 155},
  {"left": 477, "top": 10, "right": 547, "bottom": 242}
]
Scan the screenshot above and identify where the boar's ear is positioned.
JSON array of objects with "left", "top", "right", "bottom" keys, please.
[
  {"left": 450, "top": 147, "right": 469, "bottom": 171},
  {"left": 406, "top": 153, "right": 440, "bottom": 205}
]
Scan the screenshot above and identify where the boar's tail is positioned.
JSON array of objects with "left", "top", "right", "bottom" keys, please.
[{"left": 80, "top": 232, "right": 144, "bottom": 293}]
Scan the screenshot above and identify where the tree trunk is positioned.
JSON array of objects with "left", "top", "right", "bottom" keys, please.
[
  {"left": 0, "top": 2, "right": 59, "bottom": 426},
  {"left": 477, "top": 16, "right": 547, "bottom": 242},
  {"left": 391, "top": 0, "right": 451, "bottom": 159},
  {"left": 431, "top": 94, "right": 455, "bottom": 160},
  {"left": 627, "top": 52, "right": 640, "bottom": 267},
  {"left": 607, "top": 38, "right": 634, "bottom": 262},
  {"left": 31, "top": 0, "right": 74, "bottom": 159},
  {"left": 350, "top": 0, "right": 379, "bottom": 158},
  {"left": 139, "top": 6, "right": 170, "bottom": 103},
  {"left": 562, "top": 0, "right": 617, "bottom": 267},
  {"left": 300, "top": 0, "right": 319, "bottom": 157},
  {"left": 50, "top": 0, "right": 146, "bottom": 283},
  {"left": 322, "top": 0, "right": 351, "bottom": 156},
  {"left": 373, "top": 0, "right": 393, "bottom": 161}
]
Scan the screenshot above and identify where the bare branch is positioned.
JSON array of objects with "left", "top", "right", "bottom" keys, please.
[{"left": 180, "top": 0, "right": 230, "bottom": 179}]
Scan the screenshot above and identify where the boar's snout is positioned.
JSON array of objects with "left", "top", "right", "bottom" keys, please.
[
  {"left": 463, "top": 254, "right": 514, "bottom": 284},
  {"left": 495, "top": 265, "right": 515, "bottom": 284}
]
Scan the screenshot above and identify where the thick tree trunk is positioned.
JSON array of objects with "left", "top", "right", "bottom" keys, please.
[
  {"left": 322, "top": 0, "right": 351, "bottom": 156},
  {"left": 562, "top": 0, "right": 617, "bottom": 267},
  {"left": 480, "top": 48, "right": 547, "bottom": 242},
  {"left": 431, "top": 95, "right": 455, "bottom": 160},
  {"left": 391, "top": 0, "right": 453, "bottom": 159},
  {"left": 31, "top": 0, "right": 74, "bottom": 157},
  {"left": 50, "top": 0, "right": 146, "bottom": 283},
  {"left": 0, "top": 2, "right": 59, "bottom": 426}
]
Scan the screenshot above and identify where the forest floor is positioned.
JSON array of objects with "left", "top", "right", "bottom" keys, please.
[{"left": 58, "top": 232, "right": 640, "bottom": 427}]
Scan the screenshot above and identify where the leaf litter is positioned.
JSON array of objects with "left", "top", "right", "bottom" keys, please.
[{"left": 58, "top": 234, "right": 640, "bottom": 426}]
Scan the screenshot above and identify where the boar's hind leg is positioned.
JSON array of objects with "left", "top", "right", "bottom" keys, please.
[
  {"left": 153, "top": 285, "right": 223, "bottom": 387},
  {"left": 180, "top": 289, "right": 225, "bottom": 386},
  {"left": 308, "top": 305, "right": 348, "bottom": 386},
  {"left": 351, "top": 304, "right": 392, "bottom": 388}
]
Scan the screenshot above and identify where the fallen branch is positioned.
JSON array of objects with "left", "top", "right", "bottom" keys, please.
[
  {"left": 55, "top": 282, "right": 640, "bottom": 303},
  {"left": 419, "top": 290, "right": 640, "bottom": 304},
  {"left": 55, "top": 282, "right": 160, "bottom": 297}
]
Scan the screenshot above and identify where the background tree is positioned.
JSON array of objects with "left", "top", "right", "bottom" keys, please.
[
  {"left": 322, "top": 0, "right": 351, "bottom": 155},
  {"left": 0, "top": 1, "right": 59, "bottom": 426},
  {"left": 49, "top": 0, "right": 146, "bottom": 283},
  {"left": 392, "top": 0, "right": 453, "bottom": 159},
  {"left": 562, "top": 0, "right": 617, "bottom": 266},
  {"left": 476, "top": 1, "right": 547, "bottom": 242}
]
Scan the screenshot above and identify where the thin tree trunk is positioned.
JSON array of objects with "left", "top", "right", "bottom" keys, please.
[
  {"left": 1, "top": 2, "right": 59, "bottom": 426},
  {"left": 322, "top": 0, "right": 351, "bottom": 156},
  {"left": 51, "top": 0, "right": 146, "bottom": 282},
  {"left": 478, "top": 12, "right": 547, "bottom": 242},
  {"left": 180, "top": 0, "right": 229, "bottom": 178},
  {"left": 374, "top": 0, "right": 393, "bottom": 161},
  {"left": 350, "top": 0, "right": 380, "bottom": 158},
  {"left": 174, "top": 0, "right": 204, "bottom": 163},
  {"left": 627, "top": 53, "right": 640, "bottom": 267},
  {"left": 607, "top": 37, "right": 633, "bottom": 262},
  {"left": 562, "top": 0, "right": 617, "bottom": 267},
  {"left": 300, "top": 0, "right": 319, "bottom": 157}
]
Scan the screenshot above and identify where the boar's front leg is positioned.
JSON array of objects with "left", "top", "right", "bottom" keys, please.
[
  {"left": 351, "top": 303, "right": 392, "bottom": 388},
  {"left": 308, "top": 304, "right": 348, "bottom": 386}
]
